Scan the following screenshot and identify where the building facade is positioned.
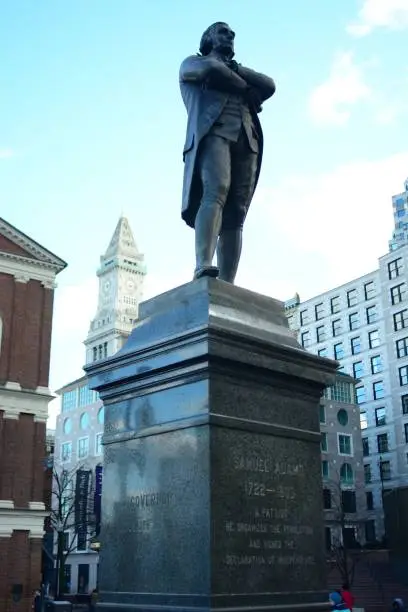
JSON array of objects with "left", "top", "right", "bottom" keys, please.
[
  {"left": 320, "top": 373, "right": 368, "bottom": 548},
  {"left": 285, "top": 182, "right": 408, "bottom": 539},
  {"left": 53, "top": 216, "right": 146, "bottom": 594},
  {"left": 0, "top": 217, "right": 66, "bottom": 612},
  {"left": 389, "top": 178, "right": 408, "bottom": 252}
]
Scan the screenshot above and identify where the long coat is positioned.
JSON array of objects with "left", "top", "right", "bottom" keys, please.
[{"left": 179, "top": 55, "right": 264, "bottom": 229}]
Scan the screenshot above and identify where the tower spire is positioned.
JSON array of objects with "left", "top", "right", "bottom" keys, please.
[
  {"left": 104, "top": 216, "right": 139, "bottom": 260},
  {"left": 84, "top": 216, "right": 147, "bottom": 365}
]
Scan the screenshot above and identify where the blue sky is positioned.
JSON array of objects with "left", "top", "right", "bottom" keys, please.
[{"left": 1, "top": 0, "right": 408, "bottom": 403}]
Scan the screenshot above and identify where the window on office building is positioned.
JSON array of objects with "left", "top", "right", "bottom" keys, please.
[
  {"left": 399, "top": 366, "right": 408, "bottom": 386},
  {"left": 355, "top": 386, "right": 366, "bottom": 404},
  {"left": 332, "top": 382, "right": 352, "bottom": 404},
  {"left": 322, "top": 460, "right": 329, "bottom": 479},
  {"left": 61, "top": 442, "right": 72, "bottom": 463},
  {"left": 79, "top": 385, "right": 95, "bottom": 407},
  {"left": 340, "top": 463, "right": 354, "bottom": 485},
  {"left": 364, "top": 464, "right": 372, "bottom": 484},
  {"left": 368, "top": 330, "right": 380, "bottom": 348},
  {"left": 321, "top": 433, "right": 328, "bottom": 452},
  {"left": 98, "top": 406, "right": 104, "bottom": 424},
  {"left": 301, "top": 331, "right": 311, "bottom": 348},
  {"left": 323, "top": 488, "right": 331, "bottom": 509},
  {"left": 78, "top": 437, "right": 89, "bottom": 459},
  {"left": 394, "top": 310, "right": 408, "bottom": 331},
  {"left": 362, "top": 437, "right": 369, "bottom": 456},
  {"left": 342, "top": 490, "right": 357, "bottom": 513},
  {"left": 380, "top": 460, "right": 391, "bottom": 481},
  {"left": 391, "top": 283, "right": 406, "bottom": 305},
  {"left": 61, "top": 389, "right": 78, "bottom": 413},
  {"left": 349, "top": 312, "right": 359, "bottom": 331},
  {"left": 375, "top": 407, "right": 386, "bottom": 426},
  {"left": 337, "top": 408, "right": 349, "bottom": 426},
  {"left": 315, "top": 303, "right": 324, "bottom": 321},
  {"left": 331, "top": 296, "right": 341, "bottom": 314},
  {"left": 95, "top": 433, "right": 103, "bottom": 455},
  {"left": 360, "top": 411, "right": 368, "bottom": 429},
  {"left": 366, "top": 491, "right": 374, "bottom": 510},
  {"left": 371, "top": 355, "right": 383, "bottom": 374},
  {"left": 396, "top": 337, "right": 408, "bottom": 358},
  {"left": 366, "top": 305, "right": 378, "bottom": 324},
  {"left": 353, "top": 361, "right": 364, "bottom": 378},
  {"left": 318, "top": 347, "right": 328, "bottom": 357},
  {"left": 351, "top": 336, "right": 361, "bottom": 355},
  {"left": 404, "top": 423, "right": 408, "bottom": 444},
  {"left": 319, "top": 405, "right": 326, "bottom": 423},
  {"left": 377, "top": 433, "right": 389, "bottom": 454},
  {"left": 364, "top": 281, "right": 375, "bottom": 300},
  {"left": 300, "top": 310, "right": 308, "bottom": 325},
  {"left": 316, "top": 325, "right": 325, "bottom": 343},
  {"left": 373, "top": 380, "right": 385, "bottom": 400},
  {"left": 388, "top": 258, "right": 403, "bottom": 280},
  {"left": 334, "top": 343, "right": 344, "bottom": 360},
  {"left": 347, "top": 289, "right": 358, "bottom": 307},
  {"left": 338, "top": 434, "right": 352, "bottom": 456},
  {"left": 402, "top": 394, "right": 408, "bottom": 415},
  {"left": 332, "top": 319, "right": 342, "bottom": 337}
]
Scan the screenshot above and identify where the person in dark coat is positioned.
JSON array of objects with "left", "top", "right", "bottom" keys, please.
[
  {"left": 179, "top": 21, "right": 275, "bottom": 283},
  {"left": 32, "top": 589, "right": 42, "bottom": 612}
]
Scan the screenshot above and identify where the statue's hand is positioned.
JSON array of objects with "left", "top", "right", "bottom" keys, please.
[{"left": 226, "top": 59, "right": 239, "bottom": 73}]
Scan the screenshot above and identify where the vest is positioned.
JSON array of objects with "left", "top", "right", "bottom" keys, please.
[{"left": 210, "top": 94, "right": 259, "bottom": 153}]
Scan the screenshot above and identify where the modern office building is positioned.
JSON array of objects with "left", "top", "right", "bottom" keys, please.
[
  {"left": 285, "top": 183, "right": 408, "bottom": 539},
  {"left": 0, "top": 217, "right": 66, "bottom": 612},
  {"left": 53, "top": 216, "right": 146, "bottom": 594},
  {"left": 389, "top": 178, "right": 408, "bottom": 252}
]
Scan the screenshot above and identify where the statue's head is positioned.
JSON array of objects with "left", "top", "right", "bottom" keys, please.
[{"left": 199, "top": 22, "right": 235, "bottom": 59}]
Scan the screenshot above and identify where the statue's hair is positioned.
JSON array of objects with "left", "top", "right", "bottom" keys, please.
[{"left": 199, "top": 22, "right": 233, "bottom": 57}]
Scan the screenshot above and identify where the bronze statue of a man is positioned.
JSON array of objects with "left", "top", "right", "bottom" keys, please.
[{"left": 179, "top": 22, "right": 275, "bottom": 284}]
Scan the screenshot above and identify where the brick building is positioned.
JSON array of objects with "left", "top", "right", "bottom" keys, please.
[{"left": 0, "top": 217, "right": 66, "bottom": 611}]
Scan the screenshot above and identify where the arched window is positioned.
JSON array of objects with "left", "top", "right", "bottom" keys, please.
[
  {"left": 98, "top": 406, "right": 104, "bottom": 425},
  {"left": 63, "top": 418, "right": 72, "bottom": 435},
  {"left": 340, "top": 463, "right": 354, "bottom": 485},
  {"left": 80, "top": 412, "right": 89, "bottom": 430}
]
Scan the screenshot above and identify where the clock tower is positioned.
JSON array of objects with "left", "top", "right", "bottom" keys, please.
[{"left": 84, "top": 216, "right": 146, "bottom": 364}]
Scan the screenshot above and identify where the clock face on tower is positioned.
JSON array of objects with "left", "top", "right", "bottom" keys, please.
[
  {"left": 127, "top": 280, "right": 134, "bottom": 291},
  {"left": 104, "top": 280, "right": 111, "bottom": 293}
]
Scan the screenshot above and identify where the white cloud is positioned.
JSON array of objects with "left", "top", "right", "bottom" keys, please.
[
  {"left": 50, "top": 277, "right": 98, "bottom": 390},
  {"left": 256, "top": 151, "right": 408, "bottom": 299},
  {"left": 309, "top": 52, "right": 371, "bottom": 126},
  {"left": 374, "top": 105, "right": 400, "bottom": 124},
  {"left": 347, "top": 0, "right": 408, "bottom": 36},
  {"left": 0, "top": 148, "right": 15, "bottom": 159}
]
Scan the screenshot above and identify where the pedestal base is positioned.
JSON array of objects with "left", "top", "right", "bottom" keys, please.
[{"left": 86, "top": 279, "right": 337, "bottom": 612}]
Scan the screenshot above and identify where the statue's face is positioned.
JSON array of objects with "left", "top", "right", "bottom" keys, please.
[{"left": 211, "top": 23, "right": 235, "bottom": 57}]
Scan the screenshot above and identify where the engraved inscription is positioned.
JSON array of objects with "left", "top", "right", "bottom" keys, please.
[
  {"left": 223, "top": 452, "right": 316, "bottom": 570},
  {"left": 124, "top": 490, "right": 176, "bottom": 534},
  {"left": 129, "top": 491, "right": 175, "bottom": 507}
]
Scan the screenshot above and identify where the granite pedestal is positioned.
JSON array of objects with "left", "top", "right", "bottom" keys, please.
[{"left": 85, "top": 278, "right": 337, "bottom": 612}]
